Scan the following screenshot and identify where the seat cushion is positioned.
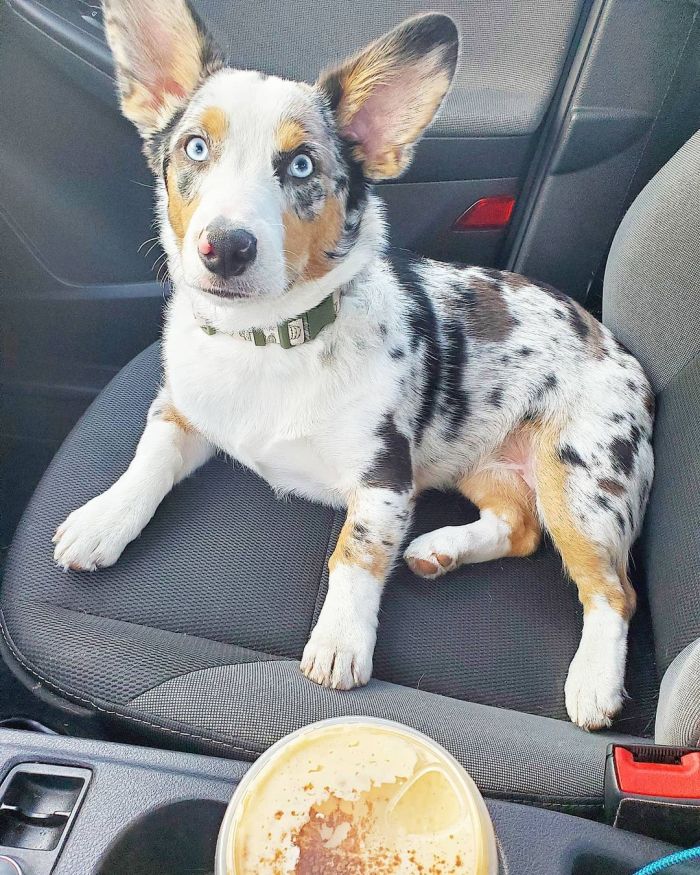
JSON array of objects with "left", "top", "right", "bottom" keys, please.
[{"left": 0, "top": 342, "right": 658, "bottom": 807}]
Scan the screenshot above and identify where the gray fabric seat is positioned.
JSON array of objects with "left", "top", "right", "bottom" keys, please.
[
  {"left": 604, "top": 130, "right": 700, "bottom": 748},
  {"left": 2, "top": 133, "right": 699, "bottom": 812}
]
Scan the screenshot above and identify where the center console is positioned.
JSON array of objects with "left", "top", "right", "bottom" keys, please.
[{"left": 0, "top": 729, "right": 688, "bottom": 874}]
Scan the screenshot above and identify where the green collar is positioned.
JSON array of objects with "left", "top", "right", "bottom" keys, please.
[{"left": 197, "top": 289, "right": 340, "bottom": 349}]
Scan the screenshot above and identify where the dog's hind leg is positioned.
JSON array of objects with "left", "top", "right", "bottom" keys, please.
[
  {"left": 404, "top": 465, "right": 541, "bottom": 579},
  {"left": 534, "top": 422, "right": 637, "bottom": 730},
  {"left": 53, "top": 388, "right": 213, "bottom": 571}
]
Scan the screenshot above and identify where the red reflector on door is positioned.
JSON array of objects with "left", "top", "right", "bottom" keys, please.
[
  {"left": 453, "top": 195, "right": 516, "bottom": 231},
  {"left": 614, "top": 746, "right": 700, "bottom": 800}
]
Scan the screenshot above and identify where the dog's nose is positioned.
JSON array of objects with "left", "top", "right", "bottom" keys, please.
[{"left": 198, "top": 220, "right": 257, "bottom": 278}]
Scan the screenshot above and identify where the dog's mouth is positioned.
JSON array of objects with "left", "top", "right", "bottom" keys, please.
[{"left": 190, "top": 280, "right": 255, "bottom": 301}]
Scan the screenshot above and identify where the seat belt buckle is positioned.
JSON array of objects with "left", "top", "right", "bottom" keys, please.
[{"left": 605, "top": 744, "right": 700, "bottom": 846}]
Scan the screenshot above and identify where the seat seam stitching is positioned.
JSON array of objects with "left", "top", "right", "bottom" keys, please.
[{"left": 33, "top": 600, "right": 283, "bottom": 663}]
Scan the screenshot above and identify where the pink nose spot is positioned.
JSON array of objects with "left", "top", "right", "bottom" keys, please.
[{"left": 198, "top": 234, "right": 214, "bottom": 257}]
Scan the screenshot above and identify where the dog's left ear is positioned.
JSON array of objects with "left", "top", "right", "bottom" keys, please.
[{"left": 318, "top": 14, "right": 458, "bottom": 181}]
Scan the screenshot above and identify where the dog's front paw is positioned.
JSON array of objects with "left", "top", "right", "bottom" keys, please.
[
  {"left": 301, "top": 625, "right": 374, "bottom": 690},
  {"left": 565, "top": 647, "right": 624, "bottom": 731},
  {"left": 53, "top": 490, "right": 139, "bottom": 572}
]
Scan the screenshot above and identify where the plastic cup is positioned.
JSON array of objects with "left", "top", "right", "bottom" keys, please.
[{"left": 215, "top": 717, "right": 498, "bottom": 874}]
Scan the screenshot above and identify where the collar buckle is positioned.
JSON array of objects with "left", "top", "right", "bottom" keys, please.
[{"left": 198, "top": 288, "right": 340, "bottom": 348}]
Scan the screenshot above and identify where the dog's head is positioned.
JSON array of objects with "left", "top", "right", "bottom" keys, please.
[{"left": 104, "top": 1, "right": 458, "bottom": 307}]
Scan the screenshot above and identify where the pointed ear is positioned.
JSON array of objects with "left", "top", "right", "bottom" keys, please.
[
  {"left": 102, "top": 0, "right": 222, "bottom": 136},
  {"left": 318, "top": 14, "right": 458, "bottom": 181}
]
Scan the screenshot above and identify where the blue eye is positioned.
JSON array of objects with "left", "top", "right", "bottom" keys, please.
[
  {"left": 185, "top": 136, "right": 209, "bottom": 162},
  {"left": 287, "top": 153, "right": 314, "bottom": 179}
]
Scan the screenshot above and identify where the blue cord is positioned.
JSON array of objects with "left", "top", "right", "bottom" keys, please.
[{"left": 634, "top": 847, "right": 700, "bottom": 874}]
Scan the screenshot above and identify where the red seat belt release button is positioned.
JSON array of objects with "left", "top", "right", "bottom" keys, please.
[
  {"left": 605, "top": 744, "right": 700, "bottom": 846},
  {"left": 614, "top": 746, "right": 700, "bottom": 799}
]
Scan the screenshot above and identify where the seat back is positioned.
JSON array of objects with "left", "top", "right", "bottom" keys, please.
[{"left": 603, "top": 131, "right": 700, "bottom": 744}]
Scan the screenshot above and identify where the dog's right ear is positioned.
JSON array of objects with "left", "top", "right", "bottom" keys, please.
[{"left": 102, "top": 0, "right": 221, "bottom": 137}]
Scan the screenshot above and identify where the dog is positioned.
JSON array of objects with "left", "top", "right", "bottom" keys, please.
[{"left": 53, "top": 0, "right": 654, "bottom": 731}]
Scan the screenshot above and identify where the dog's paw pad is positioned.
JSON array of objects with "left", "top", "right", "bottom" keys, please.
[
  {"left": 405, "top": 556, "right": 443, "bottom": 578},
  {"left": 404, "top": 533, "right": 458, "bottom": 579}
]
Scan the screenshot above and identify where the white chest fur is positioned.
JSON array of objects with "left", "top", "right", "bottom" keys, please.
[{"left": 162, "top": 293, "right": 394, "bottom": 504}]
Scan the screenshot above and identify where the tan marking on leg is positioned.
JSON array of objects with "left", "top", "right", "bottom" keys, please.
[
  {"left": 283, "top": 196, "right": 343, "bottom": 282},
  {"left": 458, "top": 466, "right": 541, "bottom": 558},
  {"left": 329, "top": 503, "right": 390, "bottom": 579},
  {"left": 160, "top": 403, "right": 193, "bottom": 434},
  {"left": 276, "top": 118, "right": 308, "bottom": 153},
  {"left": 535, "top": 423, "right": 636, "bottom": 619},
  {"left": 166, "top": 164, "right": 200, "bottom": 243}
]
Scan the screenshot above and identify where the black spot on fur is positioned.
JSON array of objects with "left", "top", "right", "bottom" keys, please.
[
  {"left": 379, "top": 323, "right": 388, "bottom": 339},
  {"left": 518, "top": 347, "right": 533, "bottom": 357},
  {"left": 390, "top": 347, "right": 405, "bottom": 360},
  {"left": 599, "top": 478, "right": 625, "bottom": 496},
  {"left": 537, "top": 282, "right": 591, "bottom": 341},
  {"left": 324, "top": 136, "right": 369, "bottom": 260},
  {"left": 610, "top": 426, "right": 642, "bottom": 477},
  {"left": 595, "top": 494, "right": 626, "bottom": 531},
  {"left": 533, "top": 373, "right": 558, "bottom": 401},
  {"left": 363, "top": 415, "right": 412, "bottom": 492},
  {"left": 500, "top": 354, "right": 511, "bottom": 365},
  {"left": 560, "top": 445, "right": 587, "bottom": 468},
  {"left": 489, "top": 387, "right": 503, "bottom": 408},
  {"left": 441, "top": 319, "right": 469, "bottom": 433},
  {"left": 459, "top": 276, "right": 518, "bottom": 342},
  {"left": 395, "top": 13, "right": 459, "bottom": 67},
  {"left": 151, "top": 103, "right": 187, "bottom": 176},
  {"left": 339, "top": 137, "right": 369, "bottom": 215},
  {"left": 567, "top": 306, "right": 590, "bottom": 341},
  {"left": 643, "top": 387, "right": 655, "bottom": 418},
  {"left": 391, "top": 251, "right": 442, "bottom": 442},
  {"left": 597, "top": 494, "right": 612, "bottom": 511}
]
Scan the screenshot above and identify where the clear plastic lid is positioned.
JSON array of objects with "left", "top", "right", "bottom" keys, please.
[{"left": 216, "top": 717, "right": 498, "bottom": 874}]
